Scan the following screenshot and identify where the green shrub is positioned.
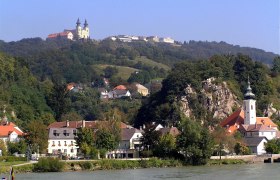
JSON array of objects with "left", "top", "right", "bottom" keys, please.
[
  {"left": 0, "top": 156, "right": 26, "bottom": 162},
  {"left": 99, "top": 149, "right": 107, "bottom": 159},
  {"left": 33, "top": 157, "right": 64, "bottom": 172},
  {"left": 79, "top": 162, "right": 93, "bottom": 170}
]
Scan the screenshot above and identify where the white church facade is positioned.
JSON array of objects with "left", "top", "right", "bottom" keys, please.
[{"left": 47, "top": 18, "right": 90, "bottom": 41}]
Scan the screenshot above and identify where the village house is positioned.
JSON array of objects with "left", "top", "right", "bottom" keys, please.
[
  {"left": 107, "top": 85, "right": 131, "bottom": 99},
  {"left": 0, "top": 116, "right": 24, "bottom": 144},
  {"left": 135, "top": 83, "right": 149, "bottom": 96},
  {"left": 158, "top": 126, "right": 180, "bottom": 137},
  {"left": 47, "top": 120, "right": 139, "bottom": 158},
  {"left": 220, "top": 79, "right": 280, "bottom": 154},
  {"left": 107, "top": 127, "right": 143, "bottom": 159}
]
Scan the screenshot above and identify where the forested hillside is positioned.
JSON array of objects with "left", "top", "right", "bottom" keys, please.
[
  {"left": 135, "top": 54, "right": 280, "bottom": 128},
  {"left": 0, "top": 38, "right": 279, "bottom": 130}
]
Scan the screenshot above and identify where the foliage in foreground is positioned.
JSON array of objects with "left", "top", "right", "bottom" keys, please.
[
  {"left": 33, "top": 157, "right": 64, "bottom": 172},
  {"left": 67, "top": 158, "right": 182, "bottom": 171}
]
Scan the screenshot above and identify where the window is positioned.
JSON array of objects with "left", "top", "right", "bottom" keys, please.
[
  {"left": 64, "top": 141, "right": 67, "bottom": 146},
  {"left": 251, "top": 105, "right": 253, "bottom": 110},
  {"left": 64, "top": 149, "right": 67, "bottom": 153},
  {"left": 71, "top": 141, "right": 73, "bottom": 146},
  {"left": 63, "top": 130, "right": 69, "bottom": 136},
  {"left": 73, "top": 130, "right": 77, "bottom": 136},
  {"left": 71, "top": 149, "right": 74, "bottom": 153},
  {"left": 58, "top": 141, "right": 61, "bottom": 146},
  {"left": 52, "top": 141, "right": 55, "bottom": 146}
]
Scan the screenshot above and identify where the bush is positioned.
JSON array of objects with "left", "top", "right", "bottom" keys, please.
[
  {"left": 99, "top": 149, "right": 107, "bottom": 159},
  {"left": 79, "top": 162, "right": 93, "bottom": 170},
  {"left": 33, "top": 157, "right": 64, "bottom": 172},
  {"left": 0, "top": 156, "right": 26, "bottom": 162}
]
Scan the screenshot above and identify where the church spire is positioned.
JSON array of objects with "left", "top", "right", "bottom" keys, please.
[
  {"left": 84, "top": 19, "right": 88, "bottom": 27},
  {"left": 244, "top": 76, "right": 255, "bottom": 100},
  {"left": 76, "top": 18, "right": 81, "bottom": 26}
]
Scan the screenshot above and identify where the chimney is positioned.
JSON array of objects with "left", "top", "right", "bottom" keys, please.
[
  {"left": 66, "top": 120, "right": 69, "bottom": 127},
  {"left": 82, "top": 120, "right": 86, "bottom": 128}
]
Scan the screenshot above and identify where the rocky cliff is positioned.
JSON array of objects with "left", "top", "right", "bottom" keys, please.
[{"left": 180, "top": 77, "right": 241, "bottom": 120}]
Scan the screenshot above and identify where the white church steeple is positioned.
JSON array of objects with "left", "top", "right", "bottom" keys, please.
[{"left": 243, "top": 77, "right": 256, "bottom": 125}]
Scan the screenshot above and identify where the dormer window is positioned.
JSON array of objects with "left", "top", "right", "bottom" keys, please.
[
  {"left": 53, "top": 130, "right": 59, "bottom": 136},
  {"left": 63, "top": 130, "right": 69, "bottom": 136}
]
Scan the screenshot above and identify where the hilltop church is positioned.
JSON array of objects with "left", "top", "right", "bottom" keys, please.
[
  {"left": 47, "top": 18, "right": 90, "bottom": 41},
  {"left": 220, "top": 79, "right": 280, "bottom": 154}
]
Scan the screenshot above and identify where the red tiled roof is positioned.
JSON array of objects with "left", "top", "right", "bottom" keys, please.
[
  {"left": 47, "top": 31, "right": 72, "bottom": 39},
  {"left": 0, "top": 123, "right": 24, "bottom": 137},
  {"left": 159, "top": 127, "right": 180, "bottom": 137},
  {"left": 113, "top": 85, "right": 127, "bottom": 90},
  {"left": 220, "top": 109, "right": 244, "bottom": 128},
  {"left": 256, "top": 117, "right": 277, "bottom": 127},
  {"left": 220, "top": 108, "right": 278, "bottom": 134},
  {"left": 240, "top": 124, "right": 276, "bottom": 132}
]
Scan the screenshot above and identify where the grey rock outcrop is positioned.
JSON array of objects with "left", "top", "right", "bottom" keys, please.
[{"left": 180, "top": 77, "right": 241, "bottom": 120}]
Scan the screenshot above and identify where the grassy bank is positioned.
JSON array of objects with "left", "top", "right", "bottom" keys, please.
[
  {"left": 65, "top": 158, "right": 183, "bottom": 171},
  {"left": 1, "top": 158, "right": 248, "bottom": 174},
  {"left": 208, "top": 159, "right": 247, "bottom": 165}
]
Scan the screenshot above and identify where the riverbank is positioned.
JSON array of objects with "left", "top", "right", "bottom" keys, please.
[
  {"left": 2, "top": 158, "right": 182, "bottom": 174},
  {"left": 1, "top": 157, "right": 250, "bottom": 174}
]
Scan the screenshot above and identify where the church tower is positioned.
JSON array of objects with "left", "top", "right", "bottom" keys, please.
[
  {"left": 243, "top": 78, "right": 256, "bottom": 125},
  {"left": 76, "top": 18, "right": 82, "bottom": 39},
  {"left": 83, "top": 19, "right": 90, "bottom": 39}
]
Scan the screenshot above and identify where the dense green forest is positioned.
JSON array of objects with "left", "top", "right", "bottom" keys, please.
[
  {"left": 0, "top": 38, "right": 279, "bottom": 131},
  {"left": 134, "top": 54, "right": 280, "bottom": 128}
]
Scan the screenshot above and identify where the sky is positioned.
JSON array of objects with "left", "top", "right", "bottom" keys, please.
[{"left": 0, "top": 0, "right": 279, "bottom": 54}]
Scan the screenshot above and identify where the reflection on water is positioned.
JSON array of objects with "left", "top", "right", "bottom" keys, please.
[{"left": 9, "top": 163, "right": 280, "bottom": 180}]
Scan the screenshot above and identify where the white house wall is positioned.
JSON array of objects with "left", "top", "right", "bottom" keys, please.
[{"left": 48, "top": 139, "right": 78, "bottom": 158}]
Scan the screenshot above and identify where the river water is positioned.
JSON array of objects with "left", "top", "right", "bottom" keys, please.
[{"left": 11, "top": 163, "right": 280, "bottom": 179}]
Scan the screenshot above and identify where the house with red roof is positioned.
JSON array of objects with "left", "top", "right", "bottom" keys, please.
[
  {"left": 220, "top": 79, "right": 280, "bottom": 154},
  {"left": 105, "top": 85, "right": 131, "bottom": 99},
  {"left": 0, "top": 117, "right": 24, "bottom": 143}
]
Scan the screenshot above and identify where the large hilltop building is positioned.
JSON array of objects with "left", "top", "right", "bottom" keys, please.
[
  {"left": 221, "top": 79, "right": 280, "bottom": 154},
  {"left": 47, "top": 18, "right": 90, "bottom": 41}
]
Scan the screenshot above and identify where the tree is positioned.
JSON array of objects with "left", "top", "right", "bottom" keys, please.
[
  {"left": 265, "top": 139, "right": 280, "bottom": 154},
  {"left": 154, "top": 133, "right": 176, "bottom": 158},
  {"left": 272, "top": 56, "right": 280, "bottom": 76},
  {"left": 25, "top": 121, "right": 48, "bottom": 153},
  {"left": 211, "top": 126, "right": 236, "bottom": 159},
  {"left": 75, "top": 127, "right": 94, "bottom": 150},
  {"left": 47, "top": 82, "right": 70, "bottom": 120},
  {"left": 61, "top": 112, "right": 83, "bottom": 121},
  {"left": 94, "top": 120, "right": 121, "bottom": 151},
  {"left": 104, "top": 66, "right": 118, "bottom": 78},
  {"left": 176, "top": 116, "right": 213, "bottom": 165},
  {"left": 7, "top": 139, "right": 27, "bottom": 155},
  {"left": 140, "top": 124, "right": 161, "bottom": 151},
  {"left": 0, "top": 139, "right": 7, "bottom": 156},
  {"left": 234, "top": 142, "right": 251, "bottom": 155},
  {"left": 94, "top": 129, "right": 117, "bottom": 151}
]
